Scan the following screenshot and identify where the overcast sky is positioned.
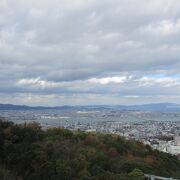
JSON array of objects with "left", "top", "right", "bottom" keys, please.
[{"left": 0, "top": 0, "right": 180, "bottom": 106}]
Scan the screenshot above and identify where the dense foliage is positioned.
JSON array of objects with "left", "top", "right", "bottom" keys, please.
[{"left": 0, "top": 119, "right": 180, "bottom": 180}]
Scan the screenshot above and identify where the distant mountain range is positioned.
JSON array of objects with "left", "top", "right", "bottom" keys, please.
[{"left": 0, "top": 103, "right": 180, "bottom": 112}]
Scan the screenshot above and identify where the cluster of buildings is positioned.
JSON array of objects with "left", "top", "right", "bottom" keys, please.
[
  {"left": 67, "top": 120, "right": 180, "bottom": 157},
  {"left": 0, "top": 109, "right": 180, "bottom": 157},
  {"left": 149, "top": 135, "right": 180, "bottom": 156}
]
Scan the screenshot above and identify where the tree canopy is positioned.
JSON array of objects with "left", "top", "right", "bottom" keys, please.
[{"left": 0, "top": 119, "right": 180, "bottom": 180}]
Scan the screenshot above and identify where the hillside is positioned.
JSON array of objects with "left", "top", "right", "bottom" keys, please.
[{"left": 0, "top": 119, "right": 180, "bottom": 180}]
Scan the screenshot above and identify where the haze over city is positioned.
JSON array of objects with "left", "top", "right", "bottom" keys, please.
[{"left": 0, "top": 0, "right": 180, "bottom": 106}]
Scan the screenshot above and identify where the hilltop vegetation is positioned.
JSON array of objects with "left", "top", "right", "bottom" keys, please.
[{"left": 0, "top": 119, "right": 180, "bottom": 180}]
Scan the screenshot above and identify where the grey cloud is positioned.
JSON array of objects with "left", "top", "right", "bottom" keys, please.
[{"left": 0, "top": 0, "right": 180, "bottom": 105}]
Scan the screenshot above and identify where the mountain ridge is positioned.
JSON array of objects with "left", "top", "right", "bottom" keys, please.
[{"left": 0, "top": 103, "right": 180, "bottom": 112}]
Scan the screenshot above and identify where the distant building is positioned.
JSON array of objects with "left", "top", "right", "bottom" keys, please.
[
  {"left": 167, "top": 145, "right": 180, "bottom": 155},
  {"left": 174, "top": 134, "right": 180, "bottom": 145},
  {"left": 165, "top": 135, "right": 180, "bottom": 155},
  {"left": 85, "top": 129, "right": 96, "bottom": 132}
]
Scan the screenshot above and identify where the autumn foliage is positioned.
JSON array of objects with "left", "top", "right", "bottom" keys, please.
[{"left": 0, "top": 119, "right": 180, "bottom": 180}]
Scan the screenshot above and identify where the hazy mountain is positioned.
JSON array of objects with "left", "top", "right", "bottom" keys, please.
[
  {"left": 0, "top": 103, "right": 180, "bottom": 112},
  {"left": 114, "top": 103, "right": 180, "bottom": 112}
]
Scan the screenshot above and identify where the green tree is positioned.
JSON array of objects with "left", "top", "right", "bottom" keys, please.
[{"left": 128, "top": 168, "right": 144, "bottom": 180}]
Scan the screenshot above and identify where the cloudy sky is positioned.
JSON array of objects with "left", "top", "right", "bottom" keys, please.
[{"left": 0, "top": 0, "right": 180, "bottom": 106}]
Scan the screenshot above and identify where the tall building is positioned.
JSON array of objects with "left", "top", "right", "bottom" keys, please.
[{"left": 174, "top": 134, "right": 180, "bottom": 146}]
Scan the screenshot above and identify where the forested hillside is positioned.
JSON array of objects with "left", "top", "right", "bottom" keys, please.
[{"left": 0, "top": 119, "right": 180, "bottom": 180}]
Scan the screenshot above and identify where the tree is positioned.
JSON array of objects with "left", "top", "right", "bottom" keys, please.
[{"left": 128, "top": 168, "right": 144, "bottom": 180}]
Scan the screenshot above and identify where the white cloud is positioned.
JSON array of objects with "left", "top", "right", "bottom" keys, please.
[
  {"left": 137, "top": 76, "right": 180, "bottom": 87},
  {"left": 88, "top": 76, "right": 127, "bottom": 85},
  {"left": 0, "top": 0, "right": 180, "bottom": 105},
  {"left": 17, "top": 77, "right": 61, "bottom": 88},
  {"left": 142, "top": 19, "right": 180, "bottom": 35},
  {"left": 17, "top": 75, "right": 128, "bottom": 89}
]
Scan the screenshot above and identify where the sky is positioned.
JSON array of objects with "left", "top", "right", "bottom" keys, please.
[{"left": 0, "top": 0, "right": 180, "bottom": 106}]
